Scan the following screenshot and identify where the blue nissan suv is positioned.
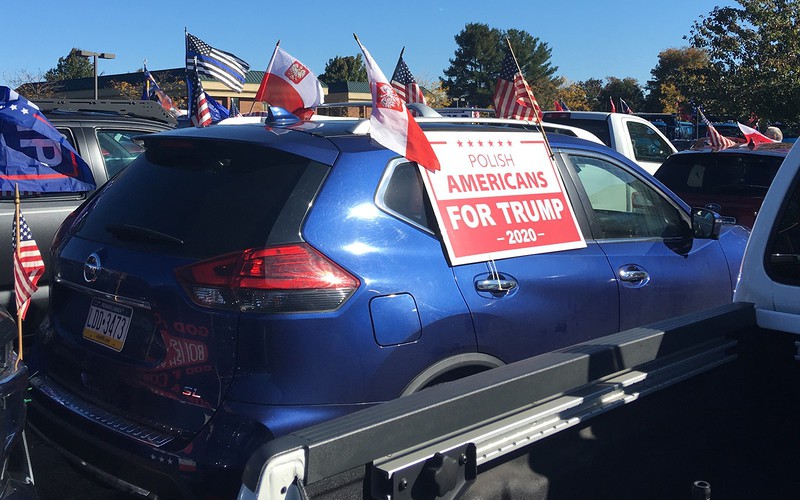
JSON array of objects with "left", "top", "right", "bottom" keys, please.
[{"left": 27, "top": 110, "right": 749, "bottom": 498}]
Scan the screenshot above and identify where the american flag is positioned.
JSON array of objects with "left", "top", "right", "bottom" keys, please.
[
  {"left": 620, "top": 98, "right": 633, "bottom": 114},
  {"left": 699, "top": 109, "right": 736, "bottom": 150},
  {"left": 187, "top": 68, "right": 212, "bottom": 127},
  {"left": 13, "top": 213, "right": 44, "bottom": 321},
  {"left": 492, "top": 48, "right": 542, "bottom": 122},
  {"left": 185, "top": 33, "right": 250, "bottom": 93},
  {"left": 391, "top": 52, "right": 426, "bottom": 105}
]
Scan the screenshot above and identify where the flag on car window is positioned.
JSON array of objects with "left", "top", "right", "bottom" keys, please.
[
  {"left": 12, "top": 212, "right": 44, "bottom": 321},
  {"left": 699, "top": 109, "right": 736, "bottom": 150},
  {"left": 0, "top": 86, "right": 96, "bottom": 193},
  {"left": 737, "top": 122, "right": 777, "bottom": 145},
  {"left": 186, "top": 67, "right": 212, "bottom": 127},
  {"left": 609, "top": 97, "right": 617, "bottom": 113},
  {"left": 354, "top": 35, "right": 440, "bottom": 172},
  {"left": 391, "top": 49, "right": 426, "bottom": 105},
  {"left": 254, "top": 44, "right": 324, "bottom": 120},
  {"left": 620, "top": 98, "right": 633, "bottom": 114},
  {"left": 493, "top": 45, "right": 542, "bottom": 122},
  {"left": 142, "top": 65, "right": 181, "bottom": 118},
  {"left": 185, "top": 32, "right": 250, "bottom": 92},
  {"left": 229, "top": 100, "right": 243, "bottom": 118},
  {"left": 559, "top": 99, "right": 570, "bottom": 111}
]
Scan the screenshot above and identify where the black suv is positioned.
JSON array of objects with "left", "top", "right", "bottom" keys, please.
[{"left": 3, "top": 99, "right": 175, "bottom": 341}]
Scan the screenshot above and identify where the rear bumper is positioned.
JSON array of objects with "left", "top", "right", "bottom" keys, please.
[{"left": 27, "top": 374, "right": 372, "bottom": 499}]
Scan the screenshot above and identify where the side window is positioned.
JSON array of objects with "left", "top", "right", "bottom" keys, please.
[
  {"left": 767, "top": 181, "right": 800, "bottom": 285},
  {"left": 627, "top": 121, "right": 673, "bottom": 163},
  {"left": 57, "top": 128, "right": 78, "bottom": 152},
  {"left": 381, "top": 162, "right": 432, "bottom": 230},
  {"left": 96, "top": 129, "right": 148, "bottom": 178},
  {"left": 568, "top": 154, "right": 688, "bottom": 240}
]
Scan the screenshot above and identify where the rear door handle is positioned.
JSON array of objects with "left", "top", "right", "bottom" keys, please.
[{"left": 476, "top": 275, "right": 518, "bottom": 292}]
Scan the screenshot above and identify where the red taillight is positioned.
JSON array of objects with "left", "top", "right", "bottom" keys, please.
[{"left": 176, "top": 243, "right": 360, "bottom": 313}]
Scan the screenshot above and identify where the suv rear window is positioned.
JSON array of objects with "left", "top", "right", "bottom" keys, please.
[
  {"left": 74, "top": 139, "right": 329, "bottom": 258},
  {"left": 656, "top": 153, "right": 783, "bottom": 196}
]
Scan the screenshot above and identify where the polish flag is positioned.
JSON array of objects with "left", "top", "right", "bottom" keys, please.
[
  {"left": 738, "top": 122, "right": 778, "bottom": 145},
  {"left": 354, "top": 35, "right": 440, "bottom": 172},
  {"left": 255, "top": 44, "right": 324, "bottom": 120}
]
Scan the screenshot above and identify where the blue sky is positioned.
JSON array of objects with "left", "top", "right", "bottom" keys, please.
[{"left": 2, "top": 0, "right": 738, "bottom": 91}]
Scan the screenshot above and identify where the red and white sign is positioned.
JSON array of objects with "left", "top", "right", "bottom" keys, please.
[{"left": 421, "top": 131, "right": 586, "bottom": 266}]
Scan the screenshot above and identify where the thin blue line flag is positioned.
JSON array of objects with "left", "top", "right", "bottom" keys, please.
[{"left": 0, "top": 87, "right": 96, "bottom": 192}]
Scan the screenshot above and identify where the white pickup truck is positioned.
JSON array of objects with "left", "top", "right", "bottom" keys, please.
[
  {"left": 239, "top": 142, "right": 800, "bottom": 499},
  {"left": 542, "top": 110, "right": 678, "bottom": 175}
]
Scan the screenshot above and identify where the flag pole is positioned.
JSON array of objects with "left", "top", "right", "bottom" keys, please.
[
  {"left": 251, "top": 40, "right": 280, "bottom": 113},
  {"left": 14, "top": 184, "right": 21, "bottom": 369},
  {"left": 504, "top": 38, "right": 554, "bottom": 159}
]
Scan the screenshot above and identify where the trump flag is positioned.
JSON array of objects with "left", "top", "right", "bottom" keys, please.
[{"left": 0, "top": 87, "right": 96, "bottom": 192}]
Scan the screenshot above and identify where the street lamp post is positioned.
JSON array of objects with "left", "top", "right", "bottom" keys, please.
[{"left": 78, "top": 50, "right": 116, "bottom": 99}]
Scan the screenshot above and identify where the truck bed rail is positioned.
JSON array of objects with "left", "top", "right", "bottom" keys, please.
[{"left": 240, "top": 302, "right": 755, "bottom": 500}]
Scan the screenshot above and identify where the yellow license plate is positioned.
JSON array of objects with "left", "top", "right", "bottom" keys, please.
[{"left": 82, "top": 298, "right": 133, "bottom": 352}]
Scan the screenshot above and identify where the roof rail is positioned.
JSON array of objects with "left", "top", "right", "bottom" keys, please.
[{"left": 33, "top": 98, "right": 178, "bottom": 126}]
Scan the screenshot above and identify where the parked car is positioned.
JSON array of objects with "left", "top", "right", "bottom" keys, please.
[
  {"left": 2, "top": 99, "right": 175, "bottom": 344},
  {"left": 27, "top": 111, "right": 749, "bottom": 499},
  {"left": 655, "top": 142, "right": 792, "bottom": 228},
  {"left": 0, "top": 305, "right": 36, "bottom": 499}
]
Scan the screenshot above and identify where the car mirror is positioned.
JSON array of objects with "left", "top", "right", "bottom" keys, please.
[{"left": 691, "top": 208, "right": 722, "bottom": 239}]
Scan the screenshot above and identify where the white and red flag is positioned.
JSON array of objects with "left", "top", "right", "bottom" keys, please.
[
  {"left": 255, "top": 44, "right": 324, "bottom": 120},
  {"left": 738, "top": 122, "right": 778, "bottom": 145},
  {"left": 354, "top": 35, "right": 440, "bottom": 172}
]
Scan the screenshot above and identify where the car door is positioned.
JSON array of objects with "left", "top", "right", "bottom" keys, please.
[
  {"left": 562, "top": 151, "right": 732, "bottom": 330},
  {"left": 450, "top": 157, "right": 619, "bottom": 365}
]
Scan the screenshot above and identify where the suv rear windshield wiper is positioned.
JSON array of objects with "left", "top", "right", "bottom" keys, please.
[{"left": 106, "top": 224, "right": 185, "bottom": 245}]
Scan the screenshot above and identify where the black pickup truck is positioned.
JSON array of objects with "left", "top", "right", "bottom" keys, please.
[
  {"left": 239, "top": 138, "right": 800, "bottom": 499},
  {"left": 3, "top": 99, "right": 174, "bottom": 342}
]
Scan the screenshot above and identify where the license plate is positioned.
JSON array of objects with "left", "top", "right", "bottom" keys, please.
[{"left": 82, "top": 298, "right": 133, "bottom": 352}]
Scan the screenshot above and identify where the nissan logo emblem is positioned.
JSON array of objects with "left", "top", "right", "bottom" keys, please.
[{"left": 83, "top": 253, "right": 101, "bottom": 283}]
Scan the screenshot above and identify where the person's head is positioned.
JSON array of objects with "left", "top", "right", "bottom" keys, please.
[{"left": 766, "top": 126, "right": 783, "bottom": 141}]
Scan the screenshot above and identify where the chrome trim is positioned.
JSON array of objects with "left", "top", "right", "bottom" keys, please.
[
  {"left": 30, "top": 376, "right": 174, "bottom": 448},
  {"left": 54, "top": 276, "right": 152, "bottom": 310}
]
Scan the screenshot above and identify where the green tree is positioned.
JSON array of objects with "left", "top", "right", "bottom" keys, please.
[
  {"left": 688, "top": 0, "right": 800, "bottom": 125},
  {"left": 44, "top": 48, "right": 94, "bottom": 82},
  {"left": 576, "top": 78, "right": 604, "bottom": 110},
  {"left": 645, "top": 47, "right": 710, "bottom": 113},
  {"left": 443, "top": 23, "right": 561, "bottom": 109},
  {"left": 599, "top": 77, "right": 644, "bottom": 112},
  {"left": 319, "top": 55, "right": 367, "bottom": 84}
]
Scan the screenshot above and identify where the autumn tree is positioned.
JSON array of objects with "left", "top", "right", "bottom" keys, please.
[
  {"left": 319, "top": 55, "right": 367, "bottom": 84},
  {"left": 644, "top": 47, "right": 709, "bottom": 113},
  {"left": 442, "top": 23, "right": 560, "bottom": 109},
  {"left": 688, "top": 0, "right": 800, "bottom": 125}
]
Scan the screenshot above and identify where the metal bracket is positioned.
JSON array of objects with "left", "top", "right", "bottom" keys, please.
[{"left": 370, "top": 443, "right": 476, "bottom": 500}]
